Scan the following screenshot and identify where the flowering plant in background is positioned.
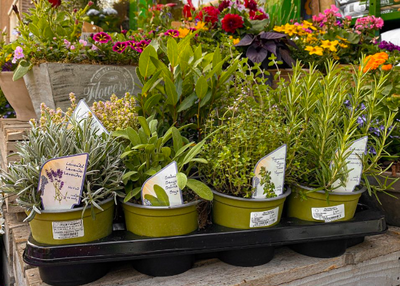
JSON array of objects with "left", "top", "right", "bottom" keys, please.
[
  {"left": 84, "top": 7, "right": 121, "bottom": 32},
  {"left": 274, "top": 5, "right": 383, "bottom": 67}
]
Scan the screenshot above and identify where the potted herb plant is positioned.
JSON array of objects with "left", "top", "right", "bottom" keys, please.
[
  {"left": 275, "top": 61, "right": 396, "bottom": 223},
  {"left": 115, "top": 116, "right": 213, "bottom": 238},
  {"left": 200, "top": 61, "right": 291, "bottom": 230},
  {"left": 0, "top": 108, "right": 124, "bottom": 245}
]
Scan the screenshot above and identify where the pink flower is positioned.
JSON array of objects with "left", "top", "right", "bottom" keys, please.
[
  {"left": 91, "top": 45, "right": 98, "bottom": 51},
  {"left": 70, "top": 45, "right": 75, "bottom": 50},
  {"left": 79, "top": 39, "right": 87, "bottom": 46},
  {"left": 135, "top": 40, "right": 151, "bottom": 53},
  {"left": 12, "top": 46, "right": 24, "bottom": 63},
  {"left": 93, "top": 32, "right": 112, "bottom": 43},
  {"left": 164, "top": 29, "right": 179, "bottom": 38},
  {"left": 112, "top": 41, "right": 128, "bottom": 53},
  {"left": 64, "top": 39, "right": 71, "bottom": 48}
]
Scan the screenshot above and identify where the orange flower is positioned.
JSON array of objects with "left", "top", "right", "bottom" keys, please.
[
  {"left": 382, "top": 64, "right": 393, "bottom": 71},
  {"left": 362, "top": 52, "right": 389, "bottom": 72}
]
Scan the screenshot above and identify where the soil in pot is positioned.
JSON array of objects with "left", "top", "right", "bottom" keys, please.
[{"left": 28, "top": 197, "right": 114, "bottom": 245}]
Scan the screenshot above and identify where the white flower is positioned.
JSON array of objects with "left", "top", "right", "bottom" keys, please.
[
  {"left": 102, "top": 7, "right": 118, "bottom": 15},
  {"left": 87, "top": 9, "right": 100, "bottom": 16}
]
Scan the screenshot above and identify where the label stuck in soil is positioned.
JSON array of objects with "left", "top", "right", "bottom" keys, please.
[
  {"left": 250, "top": 207, "right": 279, "bottom": 228},
  {"left": 52, "top": 219, "right": 85, "bottom": 240},
  {"left": 311, "top": 204, "right": 345, "bottom": 222}
]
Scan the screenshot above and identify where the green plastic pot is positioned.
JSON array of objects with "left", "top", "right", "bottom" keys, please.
[
  {"left": 212, "top": 189, "right": 291, "bottom": 229},
  {"left": 28, "top": 197, "right": 114, "bottom": 245},
  {"left": 287, "top": 185, "right": 367, "bottom": 222},
  {"left": 122, "top": 200, "right": 199, "bottom": 237}
]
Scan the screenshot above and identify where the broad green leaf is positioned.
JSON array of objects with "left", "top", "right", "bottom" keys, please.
[
  {"left": 177, "top": 172, "right": 187, "bottom": 190},
  {"left": 212, "top": 45, "right": 221, "bottom": 68},
  {"left": 13, "top": 60, "right": 32, "bottom": 81},
  {"left": 194, "top": 45, "right": 202, "bottom": 61},
  {"left": 164, "top": 76, "right": 178, "bottom": 105},
  {"left": 124, "top": 187, "right": 141, "bottom": 202},
  {"left": 122, "top": 171, "right": 138, "bottom": 181},
  {"left": 190, "top": 158, "right": 208, "bottom": 164},
  {"left": 175, "top": 75, "right": 183, "bottom": 100},
  {"left": 126, "top": 127, "right": 141, "bottom": 146},
  {"left": 186, "top": 179, "right": 213, "bottom": 200},
  {"left": 219, "top": 61, "right": 239, "bottom": 84},
  {"left": 29, "top": 24, "right": 40, "bottom": 37},
  {"left": 172, "top": 127, "right": 183, "bottom": 153},
  {"left": 43, "top": 26, "right": 54, "bottom": 39},
  {"left": 161, "top": 146, "right": 171, "bottom": 158},
  {"left": 111, "top": 129, "right": 128, "bottom": 139},
  {"left": 177, "top": 93, "right": 197, "bottom": 112},
  {"left": 174, "top": 143, "right": 194, "bottom": 159},
  {"left": 150, "top": 56, "right": 170, "bottom": 79},
  {"left": 139, "top": 45, "right": 157, "bottom": 79},
  {"left": 179, "top": 44, "right": 194, "bottom": 73},
  {"left": 149, "top": 119, "right": 158, "bottom": 133},
  {"left": 143, "top": 94, "right": 161, "bottom": 113},
  {"left": 144, "top": 168, "right": 158, "bottom": 176},
  {"left": 182, "top": 75, "right": 194, "bottom": 96},
  {"left": 138, "top": 116, "right": 151, "bottom": 137},
  {"left": 200, "top": 90, "right": 212, "bottom": 107},
  {"left": 144, "top": 194, "right": 163, "bottom": 206},
  {"left": 154, "top": 184, "right": 170, "bottom": 206},
  {"left": 181, "top": 140, "right": 205, "bottom": 166},
  {"left": 195, "top": 76, "right": 208, "bottom": 99},
  {"left": 206, "top": 58, "right": 226, "bottom": 80},
  {"left": 167, "top": 37, "right": 178, "bottom": 68},
  {"left": 121, "top": 150, "right": 134, "bottom": 159}
]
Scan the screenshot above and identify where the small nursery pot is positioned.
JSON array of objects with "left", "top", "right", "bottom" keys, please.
[
  {"left": 212, "top": 188, "right": 291, "bottom": 229},
  {"left": 28, "top": 197, "right": 115, "bottom": 245},
  {"left": 287, "top": 185, "right": 366, "bottom": 222},
  {"left": 122, "top": 200, "right": 199, "bottom": 237}
]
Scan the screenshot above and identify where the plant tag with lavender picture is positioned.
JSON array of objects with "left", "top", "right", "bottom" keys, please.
[
  {"left": 141, "top": 161, "right": 183, "bottom": 207},
  {"left": 332, "top": 136, "right": 368, "bottom": 192},
  {"left": 73, "top": 100, "right": 109, "bottom": 136},
  {"left": 38, "top": 153, "right": 89, "bottom": 210},
  {"left": 252, "top": 145, "right": 287, "bottom": 198}
]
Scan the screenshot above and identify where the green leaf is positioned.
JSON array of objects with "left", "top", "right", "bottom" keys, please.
[
  {"left": 153, "top": 184, "right": 170, "bottom": 206},
  {"left": 219, "top": 61, "right": 238, "bottom": 84},
  {"left": 124, "top": 187, "right": 142, "bottom": 203},
  {"left": 186, "top": 179, "right": 213, "bottom": 200},
  {"left": 195, "top": 76, "right": 208, "bottom": 99},
  {"left": 212, "top": 45, "right": 221, "bottom": 68},
  {"left": 143, "top": 94, "right": 161, "bottom": 113},
  {"left": 43, "top": 26, "right": 54, "bottom": 39},
  {"left": 200, "top": 90, "right": 212, "bottom": 107},
  {"left": 190, "top": 158, "right": 208, "bottom": 164},
  {"left": 29, "top": 24, "right": 40, "bottom": 38},
  {"left": 122, "top": 171, "right": 138, "bottom": 181},
  {"left": 138, "top": 116, "right": 151, "bottom": 137},
  {"left": 161, "top": 146, "right": 171, "bottom": 158},
  {"left": 111, "top": 130, "right": 128, "bottom": 139},
  {"left": 181, "top": 140, "right": 205, "bottom": 166},
  {"left": 139, "top": 45, "right": 157, "bottom": 79},
  {"left": 13, "top": 60, "right": 32, "bottom": 81},
  {"left": 177, "top": 93, "right": 197, "bottom": 112},
  {"left": 194, "top": 45, "right": 202, "bottom": 61},
  {"left": 141, "top": 70, "right": 162, "bottom": 95},
  {"left": 167, "top": 37, "right": 178, "bottom": 68},
  {"left": 144, "top": 168, "right": 158, "bottom": 176},
  {"left": 126, "top": 127, "right": 141, "bottom": 146},
  {"left": 164, "top": 76, "right": 178, "bottom": 105},
  {"left": 206, "top": 59, "right": 226, "bottom": 80},
  {"left": 121, "top": 150, "right": 134, "bottom": 159},
  {"left": 177, "top": 172, "right": 187, "bottom": 190},
  {"left": 144, "top": 194, "right": 163, "bottom": 206},
  {"left": 172, "top": 127, "right": 183, "bottom": 153},
  {"left": 150, "top": 56, "right": 170, "bottom": 78}
]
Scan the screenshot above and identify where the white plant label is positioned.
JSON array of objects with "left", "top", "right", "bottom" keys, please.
[
  {"left": 73, "top": 100, "right": 109, "bottom": 136},
  {"left": 38, "top": 154, "right": 88, "bottom": 210},
  {"left": 332, "top": 136, "right": 368, "bottom": 192},
  {"left": 250, "top": 207, "right": 279, "bottom": 228},
  {"left": 252, "top": 144, "right": 287, "bottom": 198},
  {"left": 141, "top": 161, "right": 183, "bottom": 206},
  {"left": 52, "top": 219, "right": 84, "bottom": 240},
  {"left": 311, "top": 205, "right": 345, "bottom": 222}
]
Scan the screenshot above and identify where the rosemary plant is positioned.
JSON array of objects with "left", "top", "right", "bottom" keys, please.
[
  {"left": 274, "top": 60, "right": 397, "bottom": 195},
  {"left": 0, "top": 117, "right": 124, "bottom": 221}
]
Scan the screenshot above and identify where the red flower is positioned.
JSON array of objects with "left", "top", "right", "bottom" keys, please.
[
  {"left": 48, "top": 0, "right": 61, "bottom": 7},
  {"left": 183, "top": 4, "right": 195, "bottom": 18},
  {"left": 249, "top": 10, "right": 268, "bottom": 20},
  {"left": 218, "top": 0, "right": 231, "bottom": 11},
  {"left": 244, "top": 0, "right": 257, "bottom": 11},
  {"left": 221, "top": 14, "right": 243, "bottom": 33},
  {"left": 196, "top": 6, "right": 220, "bottom": 24}
]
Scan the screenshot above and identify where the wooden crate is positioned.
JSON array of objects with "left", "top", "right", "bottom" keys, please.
[{"left": 0, "top": 119, "right": 31, "bottom": 214}]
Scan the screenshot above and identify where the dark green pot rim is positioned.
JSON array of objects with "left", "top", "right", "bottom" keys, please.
[
  {"left": 212, "top": 187, "right": 292, "bottom": 202},
  {"left": 121, "top": 199, "right": 199, "bottom": 210},
  {"left": 37, "top": 197, "right": 114, "bottom": 214},
  {"left": 295, "top": 185, "right": 367, "bottom": 196}
]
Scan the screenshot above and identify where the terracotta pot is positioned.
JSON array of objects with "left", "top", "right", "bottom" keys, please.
[{"left": 0, "top": 72, "right": 36, "bottom": 121}]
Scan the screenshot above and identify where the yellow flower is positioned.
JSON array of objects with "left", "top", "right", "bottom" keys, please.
[
  {"left": 5, "top": 54, "right": 12, "bottom": 62},
  {"left": 283, "top": 23, "right": 297, "bottom": 36},
  {"left": 178, "top": 27, "right": 190, "bottom": 38},
  {"left": 336, "top": 35, "right": 349, "bottom": 43},
  {"left": 232, "top": 38, "right": 240, "bottom": 45},
  {"left": 273, "top": 25, "right": 285, "bottom": 33},
  {"left": 306, "top": 34, "right": 317, "bottom": 43},
  {"left": 195, "top": 21, "right": 208, "bottom": 31},
  {"left": 333, "top": 54, "right": 340, "bottom": 60},
  {"left": 305, "top": 46, "right": 323, "bottom": 56},
  {"left": 320, "top": 40, "right": 338, "bottom": 52},
  {"left": 338, "top": 42, "right": 348, "bottom": 48}
]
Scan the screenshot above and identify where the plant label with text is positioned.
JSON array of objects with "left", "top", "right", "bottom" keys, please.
[
  {"left": 38, "top": 154, "right": 89, "bottom": 210},
  {"left": 332, "top": 136, "right": 368, "bottom": 192},
  {"left": 141, "top": 162, "right": 183, "bottom": 207},
  {"left": 252, "top": 145, "right": 287, "bottom": 198},
  {"left": 73, "top": 100, "right": 109, "bottom": 136}
]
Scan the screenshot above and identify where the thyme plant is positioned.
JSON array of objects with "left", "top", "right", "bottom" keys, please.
[
  {"left": 274, "top": 60, "right": 397, "bottom": 195},
  {"left": 0, "top": 117, "right": 124, "bottom": 221}
]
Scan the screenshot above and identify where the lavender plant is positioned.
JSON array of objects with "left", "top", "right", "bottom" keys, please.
[{"left": 0, "top": 116, "right": 124, "bottom": 221}]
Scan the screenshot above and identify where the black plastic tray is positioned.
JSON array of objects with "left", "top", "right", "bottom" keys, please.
[{"left": 23, "top": 205, "right": 386, "bottom": 286}]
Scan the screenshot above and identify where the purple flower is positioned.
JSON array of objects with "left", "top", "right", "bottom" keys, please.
[
  {"left": 378, "top": 40, "right": 400, "bottom": 52},
  {"left": 164, "top": 29, "right": 179, "bottom": 38},
  {"left": 112, "top": 41, "right": 128, "bottom": 53},
  {"left": 135, "top": 39, "right": 151, "bottom": 53}
]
